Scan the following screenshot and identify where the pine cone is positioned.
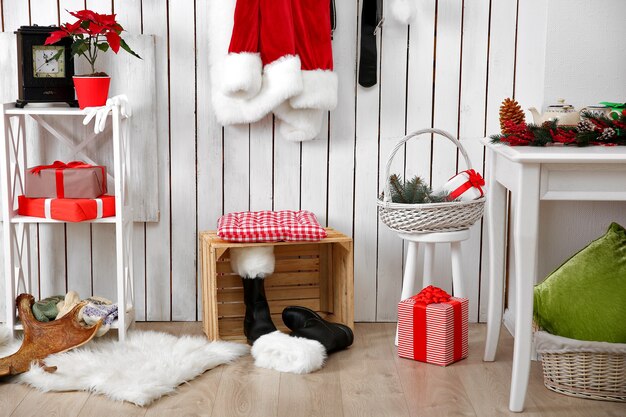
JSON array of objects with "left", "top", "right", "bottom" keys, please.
[
  {"left": 499, "top": 98, "right": 525, "bottom": 134},
  {"left": 577, "top": 119, "right": 595, "bottom": 133},
  {"left": 598, "top": 127, "right": 616, "bottom": 141}
]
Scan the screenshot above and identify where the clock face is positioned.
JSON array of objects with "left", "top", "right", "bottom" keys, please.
[{"left": 32, "top": 45, "right": 66, "bottom": 78}]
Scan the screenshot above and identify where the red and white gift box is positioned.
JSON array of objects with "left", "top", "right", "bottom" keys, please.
[
  {"left": 25, "top": 161, "right": 107, "bottom": 199},
  {"left": 398, "top": 286, "right": 469, "bottom": 366},
  {"left": 439, "top": 169, "right": 485, "bottom": 201},
  {"left": 18, "top": 195, "right": 115, "bottom": 222},
  {"left": 217, "top": 210, "right": 327, "bottom": 242}
]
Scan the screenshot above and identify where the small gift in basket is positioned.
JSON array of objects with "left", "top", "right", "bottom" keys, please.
[
  {"left": 377, "top": 128, "right": 485, "bottom": 233},
  {"left": 398, "top": 286, "right": 469, "bottom": 366},
  {"left": 438, "top": 169, "right": 485, "bottom": 202}
]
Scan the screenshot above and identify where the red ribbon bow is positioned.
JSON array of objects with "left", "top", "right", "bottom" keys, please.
[
  {"left": 415, "top": 285, "right": 452, "bottom": 305},
  {"left": 30, "top": 161, "right": 93, "bottom": 175},
  {"left": 466, "top": 169, "right": 485, "bottom": 188}
]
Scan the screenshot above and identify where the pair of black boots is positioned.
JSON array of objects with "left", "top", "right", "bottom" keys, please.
[{"left": 242, "top": 278, "right": 353, "bottom": 353}]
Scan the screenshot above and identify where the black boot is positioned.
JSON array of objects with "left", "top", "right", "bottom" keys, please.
[
  {"left": 242, "top": 278, "right": 277, "bottom": 344},
  {"left": 282, "top": 306, "right": 354, "bottom": 353}
]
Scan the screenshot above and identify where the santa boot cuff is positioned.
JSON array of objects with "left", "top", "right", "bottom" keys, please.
[
  {"left": 289, "top": 70, "right": 338, "bottom": 111},
  {"left": 251, "top": 331, "right": 326, "bottom": 374},
  {"left": 230, "top": 246, "right": 275, "bottom": 279},
  {"left": 215, "top": 52, "right": 263, "bottom": 99}
]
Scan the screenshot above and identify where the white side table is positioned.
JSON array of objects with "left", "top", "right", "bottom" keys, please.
[{"left": 481, "top": 139, "right": 626, "bottom": 412}]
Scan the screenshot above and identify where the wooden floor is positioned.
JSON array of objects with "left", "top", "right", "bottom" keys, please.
[{"left": 1, "top": 322, "right": 624, "bottom": 417}]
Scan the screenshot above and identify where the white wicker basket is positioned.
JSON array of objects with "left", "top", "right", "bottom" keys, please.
[
  {"left": 535, "top": 331, "right": 626, "bottom": 402},
  {"left": 377, "top": 128, "right": 485, "bottom": 233}
]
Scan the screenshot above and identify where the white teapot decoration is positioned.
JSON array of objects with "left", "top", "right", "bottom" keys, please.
[{"left": 528, "top": 99, "right": 581, "bottom": 126}]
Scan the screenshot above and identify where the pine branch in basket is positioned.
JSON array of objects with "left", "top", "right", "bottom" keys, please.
[
  {"left": 389, "top": 174, "right": 406, "bottom": 203},
  {"left": 382, "top": 174, "right": 449, "bottom": 204}
]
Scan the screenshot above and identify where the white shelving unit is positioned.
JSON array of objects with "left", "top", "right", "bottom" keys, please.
[{"left": 0, "top": 102, "right": 134, "bottom": 341}]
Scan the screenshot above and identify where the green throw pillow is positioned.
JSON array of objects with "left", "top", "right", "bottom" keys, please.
[{"left": 533, "top": 222, "right": 626, "bottom": 343}]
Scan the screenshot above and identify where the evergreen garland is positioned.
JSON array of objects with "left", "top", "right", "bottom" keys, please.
[
  {"left": 382, "top": 174, "right": 449, "bottom": 204},
  {"left": 491, "top": 110, "right": 626, "bottom": 147}
]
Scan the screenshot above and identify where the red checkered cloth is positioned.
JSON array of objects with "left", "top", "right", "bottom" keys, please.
[{"left": 217, "top": 210, "right": 327, "bottom": 242}]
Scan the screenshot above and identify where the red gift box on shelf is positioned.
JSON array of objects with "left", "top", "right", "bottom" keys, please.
[
  {"left": 18, "top": 195, "right": 115, "bottom": 222},
  {"left": 25, "top": 161, "right": 107, "bottom": 199},
  {"left": 398, "top": 286, "right": 469, "bottom": 366}
]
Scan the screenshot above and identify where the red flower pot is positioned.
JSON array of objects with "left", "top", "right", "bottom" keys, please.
[{"left": 73, "top": 76, "right": 111, "bottom": 109}]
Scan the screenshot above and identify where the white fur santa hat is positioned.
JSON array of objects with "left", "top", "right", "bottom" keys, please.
[{"left": 230, "top": 246, "right": 326, "bottom": 374}]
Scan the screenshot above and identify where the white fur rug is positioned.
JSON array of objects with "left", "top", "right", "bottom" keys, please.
[{"left": 0, "top": 327, "right": 248, "bottom": 406}]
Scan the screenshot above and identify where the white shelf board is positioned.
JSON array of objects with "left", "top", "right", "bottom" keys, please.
[
  {"left": 4, "top": 104, "right": 90, "bottom": 116},
  {"left": 10, "top": 214, "right": 117, "bottom": 224},
  {"left": 9, "top": 308, "right": 134, "bottom": 331}
]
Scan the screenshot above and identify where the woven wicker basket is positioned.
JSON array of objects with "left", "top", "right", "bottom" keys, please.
[
  {"left": 536, "top": 331, "right": 626, "bottom": 402},
  {"left": 377, "top": 128, "right": 485, "bottom": 233},
  {"left": 541, "top": 352, "right": 626, "bottom": 402}
]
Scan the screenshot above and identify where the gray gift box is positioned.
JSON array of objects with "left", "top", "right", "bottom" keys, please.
[{"left": 25, "top": 163, "right": 107, "bottom": 199}]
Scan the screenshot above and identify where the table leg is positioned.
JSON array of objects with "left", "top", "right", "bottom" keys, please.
[
  {"left": 484, "top": 151, "right": 507, "bottom": 362},
  {"left": 396, "top": 240, "right": 419, "bottom": 345},
  {"left": 510, "top": 164, "right": 540, "bottom": 412}
]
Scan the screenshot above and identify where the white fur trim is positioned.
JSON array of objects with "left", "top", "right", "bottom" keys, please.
[
  {"left": 230, "top": 246, "right": 275, "bottom": 278},
  {"left": 274, "top": 102, "right": 325, "bottom": 141},
  {"left": 214, "top": 52, "right": 263, "bottom": 99},
  {"left": 289, "top": 70, "right": 338, "bottom": 110},
  {"left": 391, "top": 0, "right": 417, "bottom": 25},
  {"left": 211, "top": 55, "right": 303, "bottom": 124},
  {"left": 251, "top": 331, "right": 326, "bottom": 374}
]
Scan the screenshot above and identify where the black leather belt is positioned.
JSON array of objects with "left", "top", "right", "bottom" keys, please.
[{"left": 358, "top": 0, "right": 383, "bottom": 87}]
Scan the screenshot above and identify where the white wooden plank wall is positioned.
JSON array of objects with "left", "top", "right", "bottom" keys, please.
[{"left": 0, "top": 0, "right": 524, "bottom": 323}]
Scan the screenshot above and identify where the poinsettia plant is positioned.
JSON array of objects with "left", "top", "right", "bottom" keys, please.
[{"left": 45, "top": 9, "right": 141, "bottom": 76}]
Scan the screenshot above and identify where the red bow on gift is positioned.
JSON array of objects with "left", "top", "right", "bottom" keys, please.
[
  {"left": 415, "top": 285, "right": 452, "bottom": 305},
  {"left": 30, "top": 161, "right": 93, "bottom": 175},
  {"left": 466, "top": 169, "right": 485, "bottom": 189}
]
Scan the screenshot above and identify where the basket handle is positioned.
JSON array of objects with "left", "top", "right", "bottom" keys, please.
[{"left": 383, "top": 128, "right": 475, "bottom": 203}]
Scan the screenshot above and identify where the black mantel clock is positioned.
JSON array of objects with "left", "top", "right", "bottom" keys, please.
[{"left": 15, "top": 26, "right": 78, "bottom": 108}]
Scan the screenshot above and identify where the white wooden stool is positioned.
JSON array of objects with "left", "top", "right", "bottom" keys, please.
[{"left": 395, "top": 229, "right": 471, "bottom": 345}]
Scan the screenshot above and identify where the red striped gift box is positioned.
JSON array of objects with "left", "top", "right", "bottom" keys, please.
[{"left": 398, "top": 286, "right": 468, "bottom": 366}]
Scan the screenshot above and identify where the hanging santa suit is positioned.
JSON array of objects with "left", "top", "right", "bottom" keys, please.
[
  {"left": 208, "top": 0, "right": 337, "bottom": 141},
  {"left": 273, "top": 0, "right": 337, "bottom": 141}
]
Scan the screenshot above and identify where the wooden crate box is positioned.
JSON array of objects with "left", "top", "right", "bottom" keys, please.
[{"left": 200, "top": 229, "right": 354, "bottom": 342}]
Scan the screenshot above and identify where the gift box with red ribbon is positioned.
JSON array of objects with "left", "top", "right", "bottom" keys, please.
[
  {"left": 18, "top": 195, "right": 115, "bottom": 222},
  {"left": 25, "top": 161, "right": 107, "bottom": 199},
  {"left": 397, "top": 286, "right": 469, "bottom": 366},
  {"left": 438, "top": 169, "right": 485, "bottom": 201}
]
